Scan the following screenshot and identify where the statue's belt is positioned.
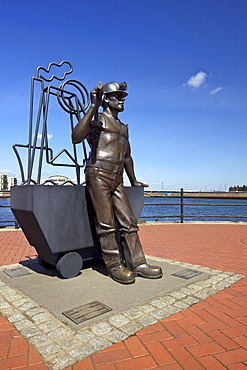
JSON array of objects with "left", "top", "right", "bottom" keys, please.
[{"left": 87, "top": 159, "right": 124, "bottom": 174}]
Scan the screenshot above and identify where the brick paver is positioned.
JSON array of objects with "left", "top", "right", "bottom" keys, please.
[{"left": 0, "top": 223, "right": 247, "bottom": 369}]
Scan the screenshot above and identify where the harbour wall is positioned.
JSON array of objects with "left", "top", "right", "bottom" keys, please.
[
  {"left": 144, "top": 191, "right": 247, "bottom": 199},
  {"left": 2, "top": 190, "right": 247, "bottom": 199},
  {"left": 0, "top": 191, "right": 10, "bottom": 198}
]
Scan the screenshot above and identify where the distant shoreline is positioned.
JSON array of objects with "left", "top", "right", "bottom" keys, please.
[
  {"left": 144, "top": 191, "right": 247, "bottom": 199},
  {"left": 1, "top": 190, "right": 247, "bottom": 199},
  {"left": 0, "top": 191, "right": 10, "bottom": 198}
]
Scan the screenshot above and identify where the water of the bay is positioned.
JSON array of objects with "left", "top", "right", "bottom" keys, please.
[
  {"left": 141, "top": 196, "right": 247, "bottom": 222},
  {"left": 0, "top": 198, "right": 16, "bottom": 227},
  {"left": 1, "top": 196, "right": 247, "bottom": 227}
]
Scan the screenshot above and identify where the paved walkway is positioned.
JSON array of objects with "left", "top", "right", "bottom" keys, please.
[{"left": 0, "top": 223, "right": 247, "bottom": 369}]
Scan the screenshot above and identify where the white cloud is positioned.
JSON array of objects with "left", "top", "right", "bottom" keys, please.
[
  {"left": 0, "top": 169, "right": 14, "bottom": 175},
  {"left": 37, "top": 133, "right": 53, "bottom": 140},
  {"left": 210, "top": 87, "right": 223, "bottom": 95},
  {"left": 184, "top": 71, "right": 207, "bottom": 88}
]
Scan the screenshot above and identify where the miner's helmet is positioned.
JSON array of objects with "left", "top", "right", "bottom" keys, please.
[{"left": 102, "top": 82, "right": 128, "bottom": 97}]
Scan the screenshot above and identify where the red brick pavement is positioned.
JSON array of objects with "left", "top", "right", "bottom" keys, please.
[
  {"left": 0, "top": 231, "right": 37, "bottom": 267},
  {"left": 0, "top": 316, "right": 48, "bottom": 370},
  {"left": 0, "top": 224, "right": 247, "bottom": 369},
  {"left": 139, "top": 224, "right": 247, "bottom": 276}
]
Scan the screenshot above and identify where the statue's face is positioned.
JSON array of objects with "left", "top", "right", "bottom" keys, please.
[{"left": 107, "top": 93, "right": 125, "bottom": 112}]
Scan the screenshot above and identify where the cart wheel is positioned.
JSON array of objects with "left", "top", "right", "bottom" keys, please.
[
  {"left": 56, "top": 252, "right": 83, "bottom": 278},
  {"left": 38, "top": 256, "right": 54, "bottom": 269}
]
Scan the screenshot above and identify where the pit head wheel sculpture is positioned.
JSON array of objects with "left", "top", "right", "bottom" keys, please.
[{"left": 13, "top": 61, "right": 90, "bottom": 185}]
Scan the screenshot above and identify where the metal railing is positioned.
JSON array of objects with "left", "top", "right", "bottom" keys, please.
[
  {"left": 142, "top": 188, "right": 247, "bottom": 223},
  {"left": 0, "top": 205, "right": 19, "bottom": 228},
  {"left": 2, "top": 188, "right": 247, "bottom": 227}
]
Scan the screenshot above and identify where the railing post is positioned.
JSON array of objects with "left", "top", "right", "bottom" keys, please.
[
  {"left": 180, "top": 188, "right": 184, "bottom": 223},
  {"left": 14, "top": 218, "right": 19, "bottom": 229}
]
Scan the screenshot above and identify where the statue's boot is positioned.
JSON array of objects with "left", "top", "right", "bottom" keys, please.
[
  {"left": 99, "top": 233, "right": 135, "bottom": 284},
  {"left": 121, "top": 232, "right": 163, "bottom": 279}
]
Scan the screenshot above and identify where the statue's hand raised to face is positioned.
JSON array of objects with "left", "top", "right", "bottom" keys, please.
[{"left": 90, "top": 82, "right": 103, "bottom": 109}]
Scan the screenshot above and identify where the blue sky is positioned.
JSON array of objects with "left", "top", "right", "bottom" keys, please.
[{"left": 1, "top": 0, "right": 246, "bottom": 191}]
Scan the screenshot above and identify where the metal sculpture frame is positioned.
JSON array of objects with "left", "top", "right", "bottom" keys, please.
[{"left": 13, "top": 61, "right": 90, "bottom": 185}]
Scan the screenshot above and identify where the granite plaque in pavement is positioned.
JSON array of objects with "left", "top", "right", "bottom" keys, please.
[
  {"left": 171, "top": 268, "right": 203, "bottom": 279},
  {"left": 63, "top": 301, "right": 112, "bottom": 324},
  {"left": 3, "top": 267, "right": 31, "bottom": 278}
]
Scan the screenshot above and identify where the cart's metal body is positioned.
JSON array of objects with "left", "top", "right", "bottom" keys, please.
[{"left": 11, "top": 185, "right": 144, "bottom": 278}]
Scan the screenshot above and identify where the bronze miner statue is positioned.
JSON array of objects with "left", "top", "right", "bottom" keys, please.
[{"left": 72, "top": 82, "right": 162, "bottom": 284}]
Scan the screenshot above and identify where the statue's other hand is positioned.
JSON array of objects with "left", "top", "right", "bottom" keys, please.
[{"left": 131, "top": 181, "right": 149, "bottom": 187}]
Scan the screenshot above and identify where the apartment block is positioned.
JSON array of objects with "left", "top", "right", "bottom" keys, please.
[
  {"left": 8, "top": 177, "right": 17, "bottom": 190},
  {"left": 0, "top": 174, "right": 8, "bottom": 190},
  {"left": 0, "top": 174, "right": 18, "bottom": 191}
]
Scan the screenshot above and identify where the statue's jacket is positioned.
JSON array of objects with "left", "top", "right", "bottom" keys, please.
[
  {"left": 86, "top": 112, "right": 129, "bottom": 172},
  {"left": 84, "top": 112, "right": 139, "bottom": 236}
]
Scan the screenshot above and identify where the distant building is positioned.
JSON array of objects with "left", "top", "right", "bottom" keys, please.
[
  {"left": 0, "top": 174, "right": 8, "bottom": 190},
  {"left": 43, "top": 175, "right": 71, "bottom": 185},
  {"left": 0, "top": 175, "right": 18, "bottom": 191},
  {"left": 8, "top": 177, "right": 17, "bottom": 190}
]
